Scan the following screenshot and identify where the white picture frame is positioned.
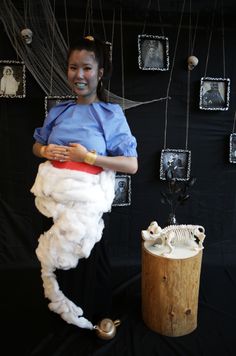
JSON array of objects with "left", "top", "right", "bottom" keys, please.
[
  {"left": 199, "top": 77, "right": 230, "bottom": 111},
  {"left": 112, "top": 174, "right": 131, "bottom": 207},
  {"left": 160, "top": 148, "right": 191, "bottom": 181},
  {"left": 229, "top": 133, "right": 236, "bottom": 163},
  {"left": 138, "top": 34, "right": 169, "bottom": 71},
  {"left": 0, "top": 60, "right": 26, "bottom": 98}
]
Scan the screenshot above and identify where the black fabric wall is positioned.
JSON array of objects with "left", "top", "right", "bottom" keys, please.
[
  {"left": 1, "top": 1, "right": 236, "bottom": 275},
  {"left": 1, "top": 2, "right": 236, "bottom": 355}
]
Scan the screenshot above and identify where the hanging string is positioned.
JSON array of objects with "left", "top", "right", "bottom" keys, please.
[
  {"left": 163, "top": 0, "right": 186, "bottom": 149},
  {"left": 107, "top": 8, "right": 115, "bottom": 99},
  {"left": 156, "top": 0, "right": 164, "bottom": 37},
  {"left": 203, "top": 0, "right": 217, "bottom": 78},
  {"left": 49, "top": 0, "right": 56, "bottom": 95},
  {"left": 84, "top": 0, "right": 95, "bottom": 36},
  {"left": 90, "top": 0, "right": 95, "bottom": 36},
  {"left": 99, "top": 0, "right": 107, "bottom": 42},
  {"left": 23, "top": 0, "right": 29, "bottom": 27},
  {"left": 185, "top": 0, "right": 192, "bottom": 150},
  {"left": 221, "top": 0, "right": 226, "bottom": 78},
  {"left": 142, "top": 0, "right": 152, "bottom": 34},
  {"left": 190, "top": 12, "right": 199, "bottom": 55},
  {"left": 9, "top": 0, "right": 19, "bottom": 60},
  {"left": 83, "top": 0, "right": 91, "bottom": 35},
  {"left": 63, "top": 0, "right": 70, "bottom": 49},
  {"left": 120, "top": 7, "right": 125, "bottom": 111}
]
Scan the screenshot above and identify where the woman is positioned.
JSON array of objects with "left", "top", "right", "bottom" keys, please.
[
  {"left": 30, "top": 36, "right": 138, "bottom": 331},
  {"left": 0, "top": 66, "right": 20, "bottom": 95},
  {"left": 143, "top": 40, "right": 164, "bottom": 69}
]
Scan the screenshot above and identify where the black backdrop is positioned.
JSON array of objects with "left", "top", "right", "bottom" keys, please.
[{"left": 1, "top": 1, "right": 236, "bottom": 355}]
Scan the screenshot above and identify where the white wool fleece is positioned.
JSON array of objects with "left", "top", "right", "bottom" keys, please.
[{"left": 31, "top": 161, "right": 115, "bottom": 330}]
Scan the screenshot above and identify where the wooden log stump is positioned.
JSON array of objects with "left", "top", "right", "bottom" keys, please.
[{"left": 142, "top": 242, "right": 203, "bottom": 337}]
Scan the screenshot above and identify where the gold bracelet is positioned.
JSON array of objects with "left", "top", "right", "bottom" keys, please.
[
  {"left": 40, "top": 146, "right": 46, "bottom": 157},
  {"left": 84, "top": 150, "right": 97, "bottom": 165}
]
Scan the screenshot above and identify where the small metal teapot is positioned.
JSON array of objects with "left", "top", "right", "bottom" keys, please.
[{"left": 94, "top": 318, "right": 121, "bottom": 340}]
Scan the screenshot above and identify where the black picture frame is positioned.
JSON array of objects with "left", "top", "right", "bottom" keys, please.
[
  {"left": 112, "top": 174, "right": 131, "bottom": 207},
  {"left": 160, "top": 149, "right": 191, "bottom": 181},
  {"left": 0, "top": 60, "right": 26, "bottom": 98},
  {"left": 45, "top": 95, "right": 77, "bottom": 117},
  {"left": 138, "top": 34, "right": 169, "bottom": 71},
  {"left": 229, "top": 133, "right": 236, "bottom": 163},
  {"left": 199, "top": 77, "right": 230, "bottom": 111}
]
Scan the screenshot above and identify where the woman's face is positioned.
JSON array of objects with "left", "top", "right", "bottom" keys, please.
[
  {"left": 67, "top": 49, "right": 103, "bottom": 104},
  {"left": 5, "top": 69, "right": 11, "bottom": 75},
  {"left": 147, "top": 47, "right": 156, "bottom": 58}
]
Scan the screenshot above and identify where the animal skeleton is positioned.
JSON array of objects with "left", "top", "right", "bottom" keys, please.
[{"left": 142, "top": 221, "right": 205, "bottom": 255}]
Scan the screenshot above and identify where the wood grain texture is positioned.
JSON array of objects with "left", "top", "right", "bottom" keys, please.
[{"left": 142, "top": 243, "right": 203, "bottom": 337}]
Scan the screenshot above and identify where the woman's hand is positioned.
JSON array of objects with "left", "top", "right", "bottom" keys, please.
[
  {"left": 33, "top": 142, "right": 70, "bottom": 161},
  {"left": 68, "top": 143, "right": 88, "bottom": 162},
  {"left": 44, "top": 144, "right": 70, "bottom": 161}
]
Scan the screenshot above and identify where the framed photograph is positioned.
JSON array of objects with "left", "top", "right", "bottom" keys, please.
[
  {"left": 0, "top": 60, "right": 26, "bottom": 98},
  {"left": 45, "top": 95, "right": 76, "bottom": 117},
  {"left": 105, "top": 41, "right": 112, "bottom": 63},
  {"left": 112, "top": 174, "right": 131, "bottom": 207},
  {"left": 160, "top": 148, "right": 191, "bottom": 181},
  {"left": 199, "top": 77, "right": 230, "bottom": 111},
  {"left": 138, "top": 34, "right": 169, "bottom": 71},
  {"left": 229, "top": 133, "right": 236, "bottom": 163}
]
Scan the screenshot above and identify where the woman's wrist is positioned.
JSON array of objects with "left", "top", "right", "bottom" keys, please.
[
  {"left": 40, "top": 145, "right": 46, "bottom": 157},
  {"left": 83, "top": 150, "right": 97, "bottom": 165}
]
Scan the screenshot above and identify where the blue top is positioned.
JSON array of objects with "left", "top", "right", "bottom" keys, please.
[{"left": 34, "top": 101, "right": 137, "bottom": 157}]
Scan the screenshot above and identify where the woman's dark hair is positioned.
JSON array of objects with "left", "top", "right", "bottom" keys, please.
[{"left": 67, "top": 36, "right": 112, "bottom": 102}]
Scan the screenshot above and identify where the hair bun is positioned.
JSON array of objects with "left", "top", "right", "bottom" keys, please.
[{"left": 84, "top": 35, "right": 95, "bottom": 41}]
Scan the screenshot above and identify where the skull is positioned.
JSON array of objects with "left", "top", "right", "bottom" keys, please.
[
  {"left": 21, "top": 28, "right": 33, "bottom": 44},
  {"left": 187, "top": 55, "right": 199, "bottom": 70}
]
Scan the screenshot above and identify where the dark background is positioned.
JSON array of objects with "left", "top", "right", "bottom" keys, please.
[{"left": 0, "top": 0, "right": 236, "bottom": 355}]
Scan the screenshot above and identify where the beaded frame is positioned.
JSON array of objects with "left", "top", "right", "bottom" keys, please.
[
  {"left": 112, "top": 174, "right": 131, "bottom": 207},
  {"left": 160, "top": 148, "right": 191, "bottom": 181},
  {"left": 44, "top": 95, "right": 76, "bottom": 117},
  {"left": 199, "top": 77, "right": 230, "bottom": 111},
  {"left": 0, "top": 60, "right": 26, "bottom": 98},
  {"left": 229, "top": 133, "right": 236, "bottom": 163},
  {"left": 138, "top": 34, "right": 169, "bottom": 71}
]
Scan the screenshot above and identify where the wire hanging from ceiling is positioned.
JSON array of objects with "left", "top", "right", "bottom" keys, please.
[
  {"left": 163, "top": 0, "right": 186, "bottom": 149},
  {"left": 203, "top": 0, "right": 218, "bottom": 78}
]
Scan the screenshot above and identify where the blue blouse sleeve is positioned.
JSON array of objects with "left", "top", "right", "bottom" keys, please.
[
  {"left": 33, "top": 101, "right": 74, "bottom": 144},
  {"left": 95, "top": 103, "right": 138, "bottom": 157}
]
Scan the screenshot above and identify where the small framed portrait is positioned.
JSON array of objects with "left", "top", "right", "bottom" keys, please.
[
  {"left": 45, "top": 95, "right": 76, "bottom": 117},
  {"left": 0, "top": 60, "right": 26, "bottom": 98},
  {"left": 138, "top": 34, "right": 169, "bottom": 71},
  {"left": 229, "top": 133, "right": 236, "bottom": 163},
  {"left": 105, "top": 41, "right": 112, "bottom": 62},
  {"left": 112, "top": 174, "right": 131, "bottom": 207},
  {"left": 199, "top": 77, "right": 230, "bottom": 111},
  {"left": 160, "top": 149, "right": 191, "bottom": 181}
]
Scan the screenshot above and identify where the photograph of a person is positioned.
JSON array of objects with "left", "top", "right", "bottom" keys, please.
[
  {"left": 112, "top": 175, "right": 131, "bottom": 206},
  {"left": 45, "top": 95, "right": 76, "bottom": 116},
  {"left": 229, "top": 133, "right": 236, "bottom": 163},
  {"left": 138, "top": 34, "right": 169, "bottom": 71},
  {"left": 199, "top": 77, "right": 230, "bottom": 111},
  {"left": 0, "top": 60, "right": 26, "bottom": 98},
  {"left": 160, "top": 149, "right": 191, "bottom": 181}
]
